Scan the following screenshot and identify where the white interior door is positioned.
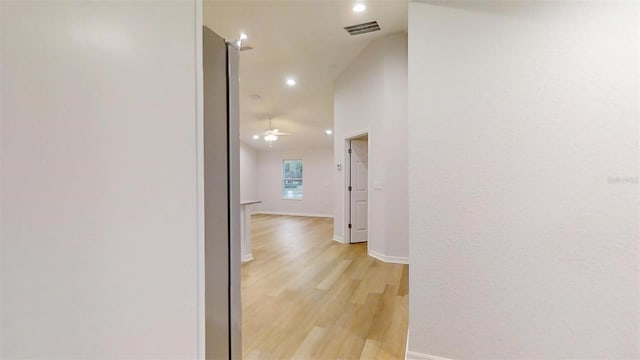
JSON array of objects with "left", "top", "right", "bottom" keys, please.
[{"left": 349, "top": 140, "right": 368, "bottom": 243}]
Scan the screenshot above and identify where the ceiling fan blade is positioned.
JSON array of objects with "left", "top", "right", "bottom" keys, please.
[
  {"left": 261, "top": 119, "right": 291, "bottom": 137},
  {"left": 259, "top": 132, "right": 290, "bottom": 137}
]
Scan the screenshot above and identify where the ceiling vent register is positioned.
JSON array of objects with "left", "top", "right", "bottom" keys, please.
[{"left": 344, "top": 21, "right": 381, "bottom": 36}]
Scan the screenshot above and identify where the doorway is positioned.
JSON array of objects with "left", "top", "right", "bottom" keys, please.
[{"left": 346, "top": 134, "right": 369, "bottom": 244}]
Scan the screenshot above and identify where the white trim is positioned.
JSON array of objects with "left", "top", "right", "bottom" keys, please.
[
  {"left": 344, "top": 129, "right": 370, "bottom": 245},
  {"left": 344, "top": 128, "right": 371, "bottom": 140},
  {"left": 344, "top": 137, "right": 351, "bottom": 244},
  {"left": 405, "top": 330, "right": 409, "bottom": 360},
  {"left": 368, "top": 249, "right": 409, "bottom": 264},
  {"left": 194, "top": 0, "right": 205, "bottom": 358},
  {"left": 242, "top": 253, "right": 254, "bottom": 262},
  {"left": 333, "top": 234, "right": 346, "bottom": 244},
  {"left": 406, "top": 351, "right": 452, "bottom": 360},
  {"left": 254, "top": 211, "right": 333, "bottom": 218}
]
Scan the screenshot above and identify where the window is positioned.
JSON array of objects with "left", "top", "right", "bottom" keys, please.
[{"left": 282, "top": 159, "right": 303, "bottom": 199}]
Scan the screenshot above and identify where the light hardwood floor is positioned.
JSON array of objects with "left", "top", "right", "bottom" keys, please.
[{"left": 242, "top": 214, "right": 409, "bottom": 359}]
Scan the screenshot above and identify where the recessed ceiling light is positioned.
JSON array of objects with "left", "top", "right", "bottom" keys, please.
[
  {"left": 353, "top": 3, "right": 366, "bottom": 13},
  {"left": 325, "top": 129, "right": 333, "bottom": 135},
  {"left": 286, "top": 78, "right": 296, "bottom": 87},
  {"left": 253, "top": 135, "right": 260, "bottom": 140},
  {"left": 240, "top": 33, "right": 248, "bottom": 40}
]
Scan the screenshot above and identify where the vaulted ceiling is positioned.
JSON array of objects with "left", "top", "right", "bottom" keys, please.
[{"left": 204, "top": 1, "right": 407, "bottom": 150}]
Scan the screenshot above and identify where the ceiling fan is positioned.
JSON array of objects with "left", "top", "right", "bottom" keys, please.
[{"left": 256, "top": 118, "right": 290, "bottom": 146}]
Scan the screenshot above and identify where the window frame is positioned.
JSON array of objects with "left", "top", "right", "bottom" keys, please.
[{"left": 282, "top": 159, "right": 304, "bottom": 200}]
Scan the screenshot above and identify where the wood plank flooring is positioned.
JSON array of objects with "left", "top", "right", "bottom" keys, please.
[{"left": 242, "top": 214, "right": 408, "bottom": 359}]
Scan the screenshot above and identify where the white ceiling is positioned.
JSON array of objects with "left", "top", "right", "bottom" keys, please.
[{"left": 203, "top": 0, "right": 407, "bottom": 151}]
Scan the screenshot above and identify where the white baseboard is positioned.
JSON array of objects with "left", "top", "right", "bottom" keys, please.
[
  {"left": 406, "top": 351, "right": 452, "bottom": 360},
  {"left": 405, "top": 330, "right": 410, "bottom": 360},
  {"left": 332, "top": 234, "right": 346, "bottom": 244},
  {"left": 253, "top": 211, "right": 333, "bottom": 218},
  {"left": 241, "top": 253, "right": 254, "bottom": 262},
  {"left": 368, "top": 249, "right": 409, "bottom": 264}
]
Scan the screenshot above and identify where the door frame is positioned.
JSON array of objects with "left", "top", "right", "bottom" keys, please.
[{"left": 344, "top": 130, "right": 370, "bottom": 244}]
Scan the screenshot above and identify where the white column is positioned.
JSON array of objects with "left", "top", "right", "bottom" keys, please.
[{"left": 240, "top": 201, "right": 261, "bottom": 262}]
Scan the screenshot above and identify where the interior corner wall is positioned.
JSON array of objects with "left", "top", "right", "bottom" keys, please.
[
  {"left": 1, "top": 1, "right": 201, "bottom": 358},
  {"left": 255, "top": 147, "right": 334, "bottom": 217},
  {"left": 408, "top": 1, "right": 639, "bottom": 359},
  {"left": 333, "top": 33, "right": 408, "bottom": 259},
  {"left": 240, "top": 142, "right": 259, "bottom": 200}
]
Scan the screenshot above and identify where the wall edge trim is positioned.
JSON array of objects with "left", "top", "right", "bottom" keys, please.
[
  {"left": 253, "top": 211, "right": 334, "bottom": 218},
  {"left": 406, "top": 351, "right": 452, "bottom": 360},
  {"left": 368, "top": 249, "right": 409, "bottom": 264}
]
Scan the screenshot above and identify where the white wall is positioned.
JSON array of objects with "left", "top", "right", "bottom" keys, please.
[
  {"left": 408, "top": 2, "right": 639, "bottom": 359},
  {"left": 1, "top": 1, "right": 201, "bottom": 358},
  {"left": 333, "top": 33, "right": 408, "bottom": 260},
  {"left": 256, "top": 147, "right": 333, "bottom": 217},
  {"left": 240, "top": 142, "right": 259, "bottom": 200}
]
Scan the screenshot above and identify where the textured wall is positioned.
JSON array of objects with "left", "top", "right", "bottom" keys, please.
[
  {"left": 256, "top": 147, "right": 334, "bottom": 217},
  {"left": 240, "top": 142, "right": 260, "bottom": 201},
  {"left": 1, "top": 1, "right": 201, "bottom": 357},
  {"left": 334, "top": 33, "right": 408, "bottom": 259},
  {"left": 408, "top": 1, "right": 639, "bottom": 358}
]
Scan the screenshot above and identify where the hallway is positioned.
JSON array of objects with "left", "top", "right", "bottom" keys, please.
[{"left": 242, "top": 214, "right": 409, "bottom": 359}]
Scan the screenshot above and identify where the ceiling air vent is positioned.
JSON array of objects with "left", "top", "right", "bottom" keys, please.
[{"left": 344, "top": 21, "right": 381, "bottom": 36}]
